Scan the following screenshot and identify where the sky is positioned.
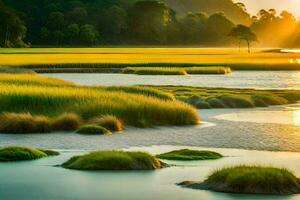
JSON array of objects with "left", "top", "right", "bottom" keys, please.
[{"left": 236, "top": 0, "right": 300, "bottom": 18}]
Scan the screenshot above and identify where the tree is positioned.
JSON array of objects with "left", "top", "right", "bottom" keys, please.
[
  {"left": 229, "top": 24, "right": 258, "bottom": 53},
  {"left": 0, "top": 2, "right": 27, "bottom": 47},
  {"left": 206, "top": 12, "right": 235, "bottom": 43},
  {"left": 179, "top": 12, "right": 208, "bottom": 44},
  {"left": 128, "top": 1, "right": 171, "bottom": 44},
  {"left": 65, "top": 23, "right": 80, "bottom": 45},
  {"left": 79, "top": 24, "right": 99, "bottom": 45}
]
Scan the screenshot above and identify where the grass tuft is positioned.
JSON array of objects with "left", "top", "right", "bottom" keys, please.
[
  {"left": 180, "top": 165, "right": 300, "bottom": 195},
  {"left": 90, "top": 115, "right": 122, "bottom": 132},
  {"left": 0, "top": 146, "right": 59, "bottom": 161},
  {"left": 51, "top": 113, "right": 82, "bottom": 131},
  {"left": 76, "top": 125, "right": 111, "bottom": 135},
  {"left": 62, "top": 151, "right": 165, "bottom": 170},
  {"left": 157, "top": 149, "right": 222, "bottom": 161}
]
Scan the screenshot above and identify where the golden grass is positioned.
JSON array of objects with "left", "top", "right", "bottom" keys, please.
[{"left": 0, "top": 48, "right": 299, "bottom": 70}]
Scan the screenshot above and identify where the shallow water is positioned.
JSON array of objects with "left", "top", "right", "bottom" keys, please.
[
  {"left": 1, "top": 146, "right": 300, "bottom": 200},
  {"left": 45, "top": 71, "right": 300, "bottom": 89},
  {"left": 1, "top": 105, "right": 300, "bottom": 152}
]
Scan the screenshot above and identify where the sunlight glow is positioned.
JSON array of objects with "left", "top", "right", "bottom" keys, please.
[{"left": 293, "top": 110, "right": 300, "bottom": 126}]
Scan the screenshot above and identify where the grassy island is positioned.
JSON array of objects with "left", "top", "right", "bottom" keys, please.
[
  {"left": 0, "top": 146, "right": 59, "bottom": 161},
  {"left": 76, "top": 125, "right": 111, "bottom": 135},
  {"left": 179, "top": 166, "right": 300, "bottom": 195},
  {"left": 62, "top": 151, "right": 165, "bottom": 170},
  {"left": 157, "top": 149, "right": 222, "bottom": 160},
  {"left": 0, "top": 73, "right": 199, "bottom": 134}
]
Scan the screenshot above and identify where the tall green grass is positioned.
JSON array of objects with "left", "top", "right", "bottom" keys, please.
[{"left": 0, "top": 74, "right": 199, "bottom": 128}]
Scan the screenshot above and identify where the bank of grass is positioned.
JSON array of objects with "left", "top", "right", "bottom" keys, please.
[
  {"left": 76, "top": 125, "right": 111, "bottom": 135},
  {"left": 0, "top": 74, "right": 199, "bottom": 131},
  {"left": 150, "top": 86, "right": 300, "bottom": 109},
  {"left": 0, "top": 146, "right": 59, "bottom": 161},
  {"left": 157, "top": 149, "right": 222, "bottom": 161},
  {"left": 122, "top": 67, "right": 231, "bottom": 75},
  {"left": 62, "top": 151, "right": 165, "bottom": 170},
  {"left": 180, "top": 166, "right": 300, "bottom": 195}
]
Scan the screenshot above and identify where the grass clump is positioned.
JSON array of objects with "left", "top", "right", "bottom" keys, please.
[
  {"left": 180, "top": 166, "right": 300, "bottom": 195},
  {"left": 62, "top": 151, "right": 165, "bottom": 170},
  {"left": 157, "top": 149, "right": 222, "bottom": 161},
  {"left": 0, "top": 112, "right": 82, "bottom": 134},
  {"left": 0, "top": 113, "right": 52, "bottom": 134},
  {"left": 76, "top": 125, "right": 111, "bottom": 135},
  {"left": 51, "top": 113, "right": 82, "bottom": 131},
  {"left": 0, "top": 146, "right": 59, "bottom": 161},
  {"left": 90, "top": 115, "right": 122, "bottom": 132}
]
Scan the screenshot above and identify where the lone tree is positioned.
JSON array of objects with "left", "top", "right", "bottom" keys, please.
[{"left": 229, "top": 24, "right": 258, "bottom": 53}]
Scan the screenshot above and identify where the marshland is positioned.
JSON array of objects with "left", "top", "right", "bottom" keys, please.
[{"left": 2, "top": 0, "right": 300, "bottom": 199}]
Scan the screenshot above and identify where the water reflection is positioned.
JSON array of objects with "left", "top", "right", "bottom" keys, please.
[{"left": 215, "top": 104, "right": 300, "bottom": 126}]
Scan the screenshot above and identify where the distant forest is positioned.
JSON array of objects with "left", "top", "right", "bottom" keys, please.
[{"left": 0, "top": 0, "right": 300, "bottom": 47}]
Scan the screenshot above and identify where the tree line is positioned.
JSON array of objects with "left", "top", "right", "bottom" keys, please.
[{"left": 0, "top": 0, "right": 299, "bottom": 47}]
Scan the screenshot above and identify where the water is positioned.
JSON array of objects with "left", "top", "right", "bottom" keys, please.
[
  {"left": 1, "top": 146, "right": 300, "bottom": 200},
  {"left": 4, "top": 71, "right": 300, "bottom": 199},
  {"left": 45, "top": 71, "right": 300, "bottom": 89}
]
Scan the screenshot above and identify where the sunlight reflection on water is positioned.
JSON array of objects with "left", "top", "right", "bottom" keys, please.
[{"left": 215, "top": 104, "right": 300, "bottom": 126}]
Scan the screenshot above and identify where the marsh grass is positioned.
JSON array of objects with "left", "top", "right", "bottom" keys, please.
[
  {"left": 90, "top": 115, "right": 123, "bottom": 132},
  {"left": 122, "top": 67, "right": 231, "bottom": 75},
  {"left": 51, "top": 113, "right": 82, "bottom": 131},
  {"left": 151, "top": 86, "right": 300, "bottom": 109},
  {"left": 157, "top": 149, "right": 222, "bottom": 161},
  {"left": 0, "top": 112, "right": 83, "bottom": 133},
  {"left": 62, "top": 151, "right": 164, "bottom": 170},
  {"left": 104, "top": 86, "right": 175, "bottom": 101},
  {"left": 181, "top": 166, "right": 300, "bottom": 195},
  {"left": 0, "top": 74, "right": 199, "bottom": 129},
  {"left": 0, "top": 146, "right": 59, "bottom": 161},
  {"left": 76, "top": 125, "right": 111, "bottom": 135}
]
